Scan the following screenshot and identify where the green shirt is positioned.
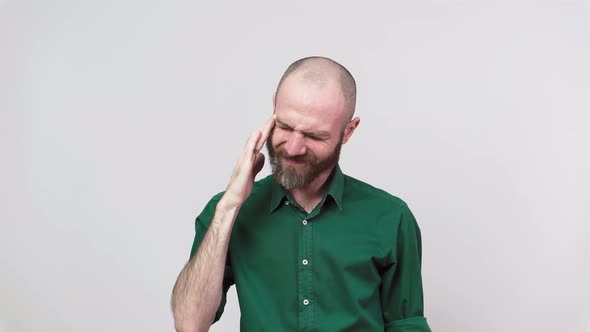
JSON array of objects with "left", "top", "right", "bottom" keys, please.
[{"left": 190, "top": 165, "right": 431, "bottom": 331}]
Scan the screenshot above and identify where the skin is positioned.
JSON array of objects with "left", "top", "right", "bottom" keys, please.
[
  {"left": 171, "top": 118, "right": 275, "bottom": 332},
  {"left": 171, "top": 62, "right": 359, "bottom": 331},
  {"left": 271, "top": 72, "right": 360, "bottom": 211}
]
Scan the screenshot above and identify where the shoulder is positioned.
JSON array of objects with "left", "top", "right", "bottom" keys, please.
[
  {"left": 249, "top": 174, "right": 275, "bottom": 197},
  {"left": 342, "top": 175, "right": 422, "bottom": 253},
  {"left": 342, "top": 174, "right": 409, "bottom": 212},
  {"left": 238, "top": 175, "right": 275, "bottom": 217},
  {"left": 341, "top": 174, "right": 419, "bottom": 235}
]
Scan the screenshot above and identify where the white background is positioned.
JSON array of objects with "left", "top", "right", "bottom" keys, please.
[{"left": 1, "top": 1, "right": 589, "bottom": 331}]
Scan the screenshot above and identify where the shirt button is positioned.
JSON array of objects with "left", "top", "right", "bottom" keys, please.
[
  {"left": 303, "top": 299, "right": 309, "bottom": 305},
  {"left": 285, "top": 201, "right": 289, "bottom": 206},
  {"left": 302, "top": 220, "right": 308, "bottom": 225},
  {"left": 302, "top": 259, "right": 308, "bottom": 265}
]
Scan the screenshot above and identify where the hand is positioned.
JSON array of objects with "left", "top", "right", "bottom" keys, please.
[{"left": 220, "top": 116, "right": 275, "bottom": 209}]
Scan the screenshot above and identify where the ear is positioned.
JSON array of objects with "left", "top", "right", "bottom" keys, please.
[{"left": 342, "top": 117, "right": 360, "bottom": 144}]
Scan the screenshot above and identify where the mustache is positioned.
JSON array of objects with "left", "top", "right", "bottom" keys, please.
[{"left": 274, "top": 147, "right": 314, "bottom": 163}]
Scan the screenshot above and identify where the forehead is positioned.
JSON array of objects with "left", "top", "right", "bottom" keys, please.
[{"left": 274, "top": 76, "right": 346, "bottom": 133}]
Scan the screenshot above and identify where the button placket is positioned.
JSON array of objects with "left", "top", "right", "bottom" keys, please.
[{"left": 298, "top": 215, "right": 314, "bottom": 329}]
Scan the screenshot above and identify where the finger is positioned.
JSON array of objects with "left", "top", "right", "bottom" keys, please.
[
  {"left": 238, "top": 130, "right": 259, "bottom": 160},
  {"left": 255, "top": 115, "right": 275, "bottom": 153},
  {"left": 246, "top": 129, "right": 262, "bottom": 159}
]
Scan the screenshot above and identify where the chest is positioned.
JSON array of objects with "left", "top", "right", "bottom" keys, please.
[{"left": 228, "top": 207, "right": 387, "bottom": 279}]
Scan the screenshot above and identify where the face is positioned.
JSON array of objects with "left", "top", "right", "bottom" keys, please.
[
  {"left": 266, "top": 75, "right": 355, "bottom": 190},
  {"left": 266, "top": 127, "right": 343, "bottom": 190}
]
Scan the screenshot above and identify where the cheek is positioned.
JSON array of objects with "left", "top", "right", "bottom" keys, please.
[
  {"left": 310, "top": 141, "right": 337, "bottom": 159},
  {"left": 271, "top": 129, "right": 289, "bottom": 146}
]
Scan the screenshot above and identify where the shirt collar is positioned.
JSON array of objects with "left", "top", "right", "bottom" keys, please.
[{"left": 269, "top": 164, "right": 344, "bottom": 213}]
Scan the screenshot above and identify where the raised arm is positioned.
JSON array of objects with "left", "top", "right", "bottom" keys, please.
[{"left": 171, "top": 117, "right": 275, "bottom": 332}]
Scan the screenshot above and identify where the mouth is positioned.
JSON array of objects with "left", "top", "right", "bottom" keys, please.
[{"left": 282, "top": 157, "right": 307, "bottom": 166}]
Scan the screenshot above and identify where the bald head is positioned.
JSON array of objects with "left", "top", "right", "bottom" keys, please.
[{"left": 275, "top": 56, "right": 357, "bottom": 122}]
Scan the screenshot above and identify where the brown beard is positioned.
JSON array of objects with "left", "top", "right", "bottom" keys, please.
[{"left": 266, "top": 129, "right": 342, "bottom": 190}]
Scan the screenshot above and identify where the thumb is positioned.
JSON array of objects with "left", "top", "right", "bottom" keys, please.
[{"left": 252, "top": 153, "right": 265, "bottom": 176}]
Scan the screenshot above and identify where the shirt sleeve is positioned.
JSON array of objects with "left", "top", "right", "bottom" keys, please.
[
  {"left": 381, "top": 204, "right": 432, "bottom": 332},
  {"left": 189, "top": 194, "right": 235, "bottom": 324}
]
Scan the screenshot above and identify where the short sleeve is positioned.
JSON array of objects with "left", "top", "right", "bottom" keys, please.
[
  {"left": 381, "top": 204, "right": 432, "bottom": 332},
  {"left": 189, "top": 194, "right": 235, "bottom": 324}
]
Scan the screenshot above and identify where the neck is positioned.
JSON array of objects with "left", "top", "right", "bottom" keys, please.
[{"left": 290, "top": 167, "right": 335, "bottom": 213}]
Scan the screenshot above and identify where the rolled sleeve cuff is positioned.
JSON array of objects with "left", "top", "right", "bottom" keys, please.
[{"left": 385, "top": 316, "right": 432, "bottom": 332}]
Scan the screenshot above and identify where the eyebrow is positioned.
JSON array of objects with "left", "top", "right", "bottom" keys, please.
[{"left": 275, "top": 119, "right": 330, "bottom": 138}]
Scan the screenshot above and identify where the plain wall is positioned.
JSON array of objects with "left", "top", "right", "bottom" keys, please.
[{"left": 1, "top": 1, "right": 589, "bottom": 331}]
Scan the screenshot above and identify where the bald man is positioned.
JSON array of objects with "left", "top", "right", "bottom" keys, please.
[{"left": 171, "top": 57, "right": 432, "bottom": 332}]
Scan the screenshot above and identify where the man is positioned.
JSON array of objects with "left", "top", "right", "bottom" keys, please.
[{"left": 171, "top": 56, "right": 432, "bottom": 332}]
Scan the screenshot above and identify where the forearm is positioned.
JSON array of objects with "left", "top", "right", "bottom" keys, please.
[
  {"left": 171, "top": 198, "right": 240, "bottom": 332},
  {"left": 171, "top": 117, "right": 274, "bottom": 331}
]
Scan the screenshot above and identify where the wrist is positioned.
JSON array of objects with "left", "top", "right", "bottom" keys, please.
[{"left": 216, "top": 195, "right": 242, "bottom": 213}]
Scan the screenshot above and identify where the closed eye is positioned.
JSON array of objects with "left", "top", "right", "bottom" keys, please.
[
  {"left": 276, "top": 123, "right": 293, "bottom": 131},
  {"left": 275, "top": 119, "right": 328, "bottom": 140},
  {"left": 306, "top": 134, "right": 322, "bottom": 141}
]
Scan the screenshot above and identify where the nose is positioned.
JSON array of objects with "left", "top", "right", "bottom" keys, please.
[{"left": 284, "top": 132, "right": 307, "bottom": 157}]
